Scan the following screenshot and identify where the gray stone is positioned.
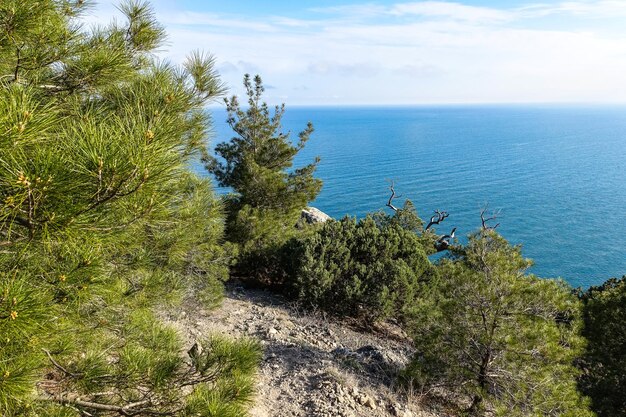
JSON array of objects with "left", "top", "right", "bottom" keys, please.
[{"left": 301, "top": 206, "right": 332, "bottom": 224}]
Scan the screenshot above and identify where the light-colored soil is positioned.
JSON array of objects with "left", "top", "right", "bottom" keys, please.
[{"left": 164, "top": 283, "right": 444, "bottom": 417}]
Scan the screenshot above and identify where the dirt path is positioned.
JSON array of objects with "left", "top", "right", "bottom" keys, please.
[{"left": 165, "top": 283, "right": 439, "bottom": 417}]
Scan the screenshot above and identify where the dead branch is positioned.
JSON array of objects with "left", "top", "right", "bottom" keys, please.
[
  {"left": 434, "top": 227, "right": 457, "bottom": 252},
  {"left": 42, "top": 349, "right": 81, "bottom": 378},
  {"left": 425, "top": 210, "right": 449, "bottom": 230},
  {"left": 41, "top": 393, "right": 172, "bottom": 416},
  {"left": 386, "top": 181, "right": 402, "bottom": 212},
  {"left": 480, "top": 206, "right": 501, "bottom": 230}
]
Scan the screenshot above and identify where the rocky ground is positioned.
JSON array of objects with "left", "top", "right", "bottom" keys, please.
[{"left": 164, "top": 282, "right": 444, "bottom": 417}]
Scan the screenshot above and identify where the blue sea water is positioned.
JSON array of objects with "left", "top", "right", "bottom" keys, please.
[{"left": 199, "top": 105, "right": 626, "bottom": 288}]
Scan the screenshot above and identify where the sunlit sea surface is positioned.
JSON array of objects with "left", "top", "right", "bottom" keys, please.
[{"left": 197, "top": 105, "right": 626, "bottom": 288}]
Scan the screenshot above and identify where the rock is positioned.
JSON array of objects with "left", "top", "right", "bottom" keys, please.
[
  {"left": 170, "top": 277, "right": 421, "bottom": 417},
  {"left": 392, "top": 404, "right": 413, "bottom": 417},
  {"left": 279, "top": 318, "right": 295, "bottom": 329},
  {"left": 301, "top": 207, "right": 332, "bottom": 224},
  {"left": 356, "top": 345, "right": 385, "bottom": 362},
  {"left": 187, "top": 342, "right": 202, "bottom": 359},
  {"left": 364, "top": 396, "right": 377, "bottom": 409},
  {"left": 332, "top": 347, "right": 352, "bottom": 356},
  {"left": 356, "top": 393, "right": 377, "bottom": 409}
]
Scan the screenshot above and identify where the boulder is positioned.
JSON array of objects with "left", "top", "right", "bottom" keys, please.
[{"left": 301, "top": 207, "right": 332, "bottom": 224}]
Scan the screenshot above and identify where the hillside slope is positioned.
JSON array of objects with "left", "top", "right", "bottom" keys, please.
[{"left": 163, "top": 283, "right": 441, "bottom": 417}]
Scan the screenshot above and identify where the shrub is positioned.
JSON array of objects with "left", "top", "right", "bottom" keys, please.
[
  {"left": 225, "top": 201, "right": 307, "bottom": 285},
  {"left": 287, "top": 214, "right": 436, "bottom": 322}
]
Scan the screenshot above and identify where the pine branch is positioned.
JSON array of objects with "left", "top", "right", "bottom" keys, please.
[{"left": 40, "top": 393, "right": 176, "bottom": 416}]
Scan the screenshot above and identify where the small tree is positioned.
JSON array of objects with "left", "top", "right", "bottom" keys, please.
[
  {"left": 207, "top": 74, "right": 321, "bottom": 211},
  {"left": 206, "top": 74, "right": 322, "bottom": 282},
  {"left": 404, "top": 230, "right": 593, "bottom": 416},
  {"left": 578, "top": 276, "right": 626, "bottom": 417}
]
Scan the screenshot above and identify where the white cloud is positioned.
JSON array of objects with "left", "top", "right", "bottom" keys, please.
[
  {"left": 389, "top": 2, "right": 513, "bottom": 23},
  {"left": 308, "top": 4, "right": 389, "bottom": 18},
  {"left": 218, "top": 60, "right": 260, "bottom": 74},
  {"left": 520, "top": 1, "right": 626, "bottom": 18},
  {"left": 84, "top": 0, "right": 626, "bottom": 105},
  {"left": 161, "top": 12, "right": 278, "bottom": 32},
  {"left": 394, "top": 63, "right": 446, "bottom": 77},
  {"left": 307, "top": 61, "right": 381, "bottom": 77}
]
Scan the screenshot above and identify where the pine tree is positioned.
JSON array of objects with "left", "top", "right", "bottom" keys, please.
[
  {"left": 0, "top": 1, "right": 259, "bottom": 415},
  {"left": 578, "top": 276, "right": 626, "bottom": 417},
  {"left": 404, "top": 230, "right": 593, "bottom": 416},
  {"left": 206, "top": 74, "right": 322, "bottom": 283},
  {"left": 207, "top": 74, "right": 321, "bottom": 211}
]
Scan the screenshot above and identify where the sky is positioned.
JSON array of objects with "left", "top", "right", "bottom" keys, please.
[{"left": 87, "top": 0, "right": 626, "bottom": 105}]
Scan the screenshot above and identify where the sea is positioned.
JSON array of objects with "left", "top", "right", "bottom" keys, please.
[{"left": 197, "top": 105, "right": 626, "bottom": 289}]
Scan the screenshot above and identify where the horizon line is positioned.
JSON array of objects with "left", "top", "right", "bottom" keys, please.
[{"left": 205, "top": 101, "right": 626, "bottom": 109}]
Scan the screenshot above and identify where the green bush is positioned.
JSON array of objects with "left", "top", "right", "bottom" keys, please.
[
  {"left": 224, "top": 201, "right": 304, "bottom": 285},
  {"left": 404, "top": 230, "right": 593, "bottom": 416},
  {"left": 287, "top": 214, "right": 436, "bottom": 322},
  {"left": 578, "top": 276, "right": 626, "bottom": 417}
]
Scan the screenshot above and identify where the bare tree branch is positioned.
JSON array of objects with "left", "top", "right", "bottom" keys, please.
[
  {"left": 425, "top": 210, "right": 449, "bottom": 230},
  {"left": 480, "top": 206, "right": 501, "bottom": 230},
  {"left": 435, "top": 227, "right": 457, "bottom": 252},
  {"left": 386, "top": 180, "right": 402, "bottom": 212},
  {"left": 41, "top": 393, "right": 173, "bottom": 416},
  {"left": 42, "top": 349, "right": 81, "bottom": 378}
]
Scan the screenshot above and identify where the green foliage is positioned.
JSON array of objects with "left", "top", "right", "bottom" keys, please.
[
  {"left": 0, "top": 1, "right": 258, "bottom": 415},
  {"left": 110, "top": 174, "right": 232, "bottom": 308},
  {"left": 404, "top": 230, "right": 593, "bottom": 416},
  {"left": 226, "top": 203, "right": 306, "bottom": 285},
  {"left": 578, "top": 276, "right": 626, "bottom": 417},
  {"left": 287, "top": 214, "right": 436, "bottom": 322},
  {"left": 372, "top": 200, "right": 437, "bottom": 254},
  {"left": 0, "top": 274, "right": 49, "bottom": 413},
  {"left": 207, "top": 74, "right": 321, "bottom": 211},
  {"left": 206, "top": 74, "right": 322, "bottom": 283},
  {"left": 183, "top": 336, "right": 261, "bottom": 417}
]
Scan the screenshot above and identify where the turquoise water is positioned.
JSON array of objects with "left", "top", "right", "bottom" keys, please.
[{"left": 200, "top": 105, "right": 626, "bottom": 288}]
